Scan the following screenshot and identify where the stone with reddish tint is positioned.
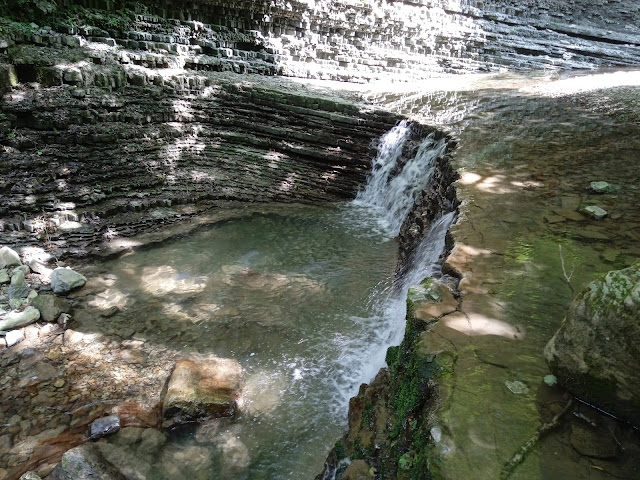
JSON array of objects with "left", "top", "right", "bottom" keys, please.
[{"left": 163, "top": 358, "right": 242, "bottom": 425}]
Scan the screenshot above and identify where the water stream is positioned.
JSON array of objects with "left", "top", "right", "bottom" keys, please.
[{"left": 71, "top": 124, "right": 453, "bottom": 479}]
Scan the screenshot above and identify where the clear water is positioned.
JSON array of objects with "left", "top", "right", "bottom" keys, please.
[{"left": 95, "top": 205, "right": 400, "bottom": 479}]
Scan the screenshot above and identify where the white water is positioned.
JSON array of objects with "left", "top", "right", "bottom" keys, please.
[
  {"left": 332, "top": 121, "right": 457, "bottom": 409},
  {"left": 353, "top": 120, "right": 448, "bottom": 238}
]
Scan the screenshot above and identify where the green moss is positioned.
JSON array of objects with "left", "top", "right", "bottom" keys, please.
[{"left": 361, "top": 400, "right": 375, "bottom": 428}]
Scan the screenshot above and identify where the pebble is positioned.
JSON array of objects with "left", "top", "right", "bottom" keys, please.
[
  {"left": 90, "top": 415, "right": 121, "bottom": 439},
  {"left": 580, "top": 205, "right": 608, "bottom": 220}
]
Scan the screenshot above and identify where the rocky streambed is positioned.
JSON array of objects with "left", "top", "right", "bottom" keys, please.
[{"left": 2, "top": 6, "right": 640, "bottom": 479}]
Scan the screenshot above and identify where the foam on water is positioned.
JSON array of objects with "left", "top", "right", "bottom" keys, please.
[{"left": 352, "top": 120, "right": 448, "bottom": 237}]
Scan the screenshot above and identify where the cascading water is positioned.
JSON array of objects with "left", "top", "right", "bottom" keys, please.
[
  {"left": 352, "top": 120, "right": 449, "bottom": 238},
  {"left": 68, "top": 121, "right": 456, "bottom": 480}
]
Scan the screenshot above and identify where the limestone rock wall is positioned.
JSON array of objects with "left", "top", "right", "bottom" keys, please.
[
  {"left": 41, "top": 0, "right": 640, "bottom": 82},
  {"left": 0, "top": 55, "right": 407, "bottom": 254}
]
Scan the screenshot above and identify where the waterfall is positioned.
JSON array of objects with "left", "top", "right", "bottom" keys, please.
[
  {"left": 331, "top": 121, "right": 456, "bottom": 407},
  {"left": 353, "top": 120, "right": 448, "bottom": 238}
]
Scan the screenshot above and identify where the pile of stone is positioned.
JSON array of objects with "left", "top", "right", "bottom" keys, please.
[{"left": 0, "top": 245, "right": 85, "bottom": 348}]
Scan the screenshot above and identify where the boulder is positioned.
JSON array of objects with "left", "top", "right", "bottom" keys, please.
[
  {"left": 30, "top": 293, "right": 71, "bottom": 322},
  {"left": 0, "top": 306, "right": 41, "bottom": 330},
  {"left": 47, "top": 444, "right": 127, "bottom": 480},
  {"left": 10, "top": 269, "right": 25, "bottom": 285},
  {"left": 163, "top": 357, "right": 242, "bottom": 425},
  {"left": 0, "top": 269, "right": 9, "bottom": 284},
  {"left": 0, "top": 246, "right": 21, "bottom": 269},
  {"left": 544, "top": 262, "right": 640, "bottom": 425},
  {"left": 50, "top": 267, "right": 87, "bottom": 294}
]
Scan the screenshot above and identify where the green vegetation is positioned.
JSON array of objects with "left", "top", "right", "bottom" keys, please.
[{"left": 0, "top": 0, "right": 146, "bottom": 37}]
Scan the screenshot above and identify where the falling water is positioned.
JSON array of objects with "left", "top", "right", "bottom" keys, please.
[
  {"left": 71, "top": 122, "right": 456, "bottom": 480},
  {"left": 353, "top": 120, "right": 448, "bottom": 237}
]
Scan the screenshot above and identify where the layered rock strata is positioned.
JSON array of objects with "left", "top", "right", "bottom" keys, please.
[
  {"left": 0, "top": 53, "right": 406, "bottom": 256},
  {"left": 4, "top": 0, "right": 640, "bottom": 85}
]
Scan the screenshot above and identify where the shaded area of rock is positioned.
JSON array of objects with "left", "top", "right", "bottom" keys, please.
[
  {"left": 30, "top": 293, "right": 71, "bottom": 322},
  {"left": 48, "top": 444, "right": 128, "bottom": 480},
  {"left": 545, "top": 262, "right": 640, "bottom": 425},
  {"left": 570, "top": 423, "right": 618, "bottom": 459},
  {"left": 163, "top": 358, "right": 242, "bottom": 425},
  {"left": 50, "top": 267, "right": 87, "bottom": 294}
]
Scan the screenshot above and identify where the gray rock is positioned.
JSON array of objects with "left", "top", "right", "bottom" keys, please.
[
  {"left": 10, "top": 269, "right": 25, "bottom": 286},
  {"left": 90, "top": 415, "right": 121, "bottom": 439},
  {"left": 545, "top": 262, "right": 640, "bottom": 425},
  {"left": 0, "top": 269, "right": 9, "bottom": 284},
  {"left": 5, "top": 329, "right": 25, "bottom": 347},
  {"left": 0, "top": 246, "right": 21, "bottom": 269},
  {"left": 30, "top": 293, "right": 71, "bottom": 322},
  {"left": 579, "top": 205, "right": 608, "bottom": 220},
  {"left": 588, "top": 181, "right": 620, "bottom": 194},
  {"left": 8, "top": 285, "right": 30, "bottom": 299},
  {"left": 51, "top": 267, "right": 87, "bottom": 294},
  {"left": 163, "top": 357, "right": 242, "bottom": 426},
  {"left": 48, "top": 444, "right": 128, "bottom": 480},
  {"left": 0, "top": 306, "right": 40, "bottom": 330},
  {"left": 29, "top": 259, "right": 53, "bottom": 277}
]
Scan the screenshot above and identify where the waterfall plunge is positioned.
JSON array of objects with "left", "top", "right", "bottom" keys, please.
[{"left": 353, "top": 120, "right": 448, "bottom": 238}]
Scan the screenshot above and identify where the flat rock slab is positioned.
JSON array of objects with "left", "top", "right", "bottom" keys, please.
[{"left": 163, "top": 358, "right": 242, "bottom": 425}]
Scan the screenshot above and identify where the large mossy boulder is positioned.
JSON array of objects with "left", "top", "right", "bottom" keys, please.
[{"left": 544, "top": 262, "right": 640, "bottom": 425}]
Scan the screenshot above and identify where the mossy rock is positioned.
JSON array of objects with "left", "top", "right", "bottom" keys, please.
[{"left": 544, "top": 261, "right": 640, "bottom": 425}]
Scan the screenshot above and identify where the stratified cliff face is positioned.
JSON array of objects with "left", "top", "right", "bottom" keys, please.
[{"left": 44, "top": 0, "right": 640, "bottom": 81}]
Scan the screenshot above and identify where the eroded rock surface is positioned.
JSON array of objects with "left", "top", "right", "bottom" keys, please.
[
  {"left": 545, "top": 262, "right": 640, "bottom": 426},
  {"left": 163, "top": 358, "right": 243, "bottom": 425}
]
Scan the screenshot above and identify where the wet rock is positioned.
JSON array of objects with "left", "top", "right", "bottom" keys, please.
[
  {"left": 341, "top": 459, "right": 375, "bottom": 479},
  {"left": 579, "top": 205, "right": 608, "bottom": 220},
  {"left": 90, "top": 415, "right": 121, "bottom": 439},
  {"left": 570, "top": 423, "right": 618, "bottom": 459},
  {"left": 545, "top": 262, "right": 640, "bottom": 425},
  {"left": 50, "top": 267, "right": 87, "bottom": 294},
  {"left": 163, "top": 357, "right": 242, "bottom": 425},
  {"left": 48, "top": 444, "right": 127, "bottom": 480},
  {"left": 0, "top": 247, "right": 21, "bottom": 269},
  {"left": 588, "top": 181, "right": 620, "bottom": 194},
  {"left": 30, "top": 293, "right": 71, "bottom": 322},
  {"left": 0, "top": 306, "right": 41, "bottom": 330},
  {"left": 4, "top": 330, "right": 25, "bottom": 347}
]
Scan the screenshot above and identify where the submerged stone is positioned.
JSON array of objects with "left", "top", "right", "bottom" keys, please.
[
  {"left": 505, "top": 379, "right": 529, "bottom": 395},
  {"left": 48, "top": 444, "right": 127, "bottom": 480},
  {"left": 579, "top": 205, "right": 608, "bottom": 220},
  {"left": 544, "top": 262, "right": 640, "bottom": 425},
  {"left": 588, "top": 181, "right": 620, "bottom": 194},
  {"left": 163, "top": 357, "right": 242, "bottom": 425}
]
